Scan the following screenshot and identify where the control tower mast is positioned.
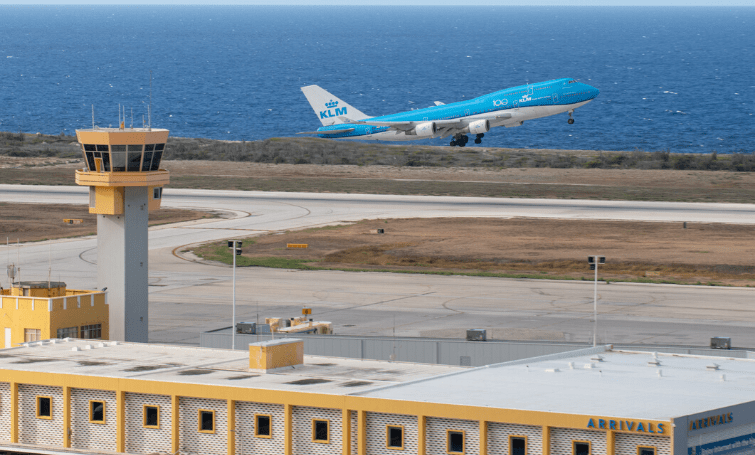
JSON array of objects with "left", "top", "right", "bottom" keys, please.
[{"left": 75, "top": 126, "right": 170, "bottom": 342}]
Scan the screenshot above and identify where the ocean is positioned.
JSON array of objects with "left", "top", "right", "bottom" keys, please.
[{"left": 0, "top": 5, "right": 752, "bottom": 153}]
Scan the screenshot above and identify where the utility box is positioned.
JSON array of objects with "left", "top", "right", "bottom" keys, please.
[
  {"left": 467, "top": 329, "right": 487, "bottom": 342},
  {"left": 711, "top": 337, "right": 732, "bottom": 350},
  {"left": 236, "top": 322, "right": 256, "bottom": 334}
]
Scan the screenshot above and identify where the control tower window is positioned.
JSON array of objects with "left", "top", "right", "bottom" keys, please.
[
  {"left": 100, "top": 150, "right": 111, "bottom": 172},
  {"left": 83, "top": 145, "right": 97, "bottom": 171},
  {"left": 127, "top": 145, "right": 143, "bottom": 172},
  {"left": 142, "top": 151, "right": 154, "bottom": 171},
  {"left": 150, "top": 149, "right": 164, "bottom": 171},
  {"left": 111, "top": 145, "right": 127, "bottom": 172}
]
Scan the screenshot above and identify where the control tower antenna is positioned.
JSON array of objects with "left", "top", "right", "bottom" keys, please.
[
  {"left": 148, "top": 70, "right": 153, "bottom": 131},
  {"left": 118, "top": 104, "right": 121, "bottom": 129},
  {"left": 130, "top": 107, "right": 133, "bottom": 129},
  {"left": 91, "top": 105, "right": 95, "bottom": 130}
]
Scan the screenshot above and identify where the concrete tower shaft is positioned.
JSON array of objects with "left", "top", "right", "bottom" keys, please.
[{"left": 75, "top": 128, "right": 170, "bottom": 342}]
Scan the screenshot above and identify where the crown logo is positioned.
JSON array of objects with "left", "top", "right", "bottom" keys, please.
[{"left": 325, "top": 100, "right": 338, "bottom": 109}]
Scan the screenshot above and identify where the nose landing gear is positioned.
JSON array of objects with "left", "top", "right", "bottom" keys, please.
[{"left": 567, "top": 110, "right": 575, "bottom": 124}]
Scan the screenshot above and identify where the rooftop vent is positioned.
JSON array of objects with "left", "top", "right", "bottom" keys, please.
[{"left": 249, "top": 338, "right": 303, "bottom": 371}]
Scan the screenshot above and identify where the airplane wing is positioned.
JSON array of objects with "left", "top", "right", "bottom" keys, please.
[
  {"left": 340, "top": 112, "right": 514, "bottom": 131},
  {"left": 297, "top": 128, "right": 355, "bottom": 135}
]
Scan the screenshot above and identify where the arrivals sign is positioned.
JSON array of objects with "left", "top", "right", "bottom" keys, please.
[
  {"left": 689, "top": 413, "right": 733, "bottom": 431},
  {"left": 586, "top": 418, "right": 666, "bottom": 434}
]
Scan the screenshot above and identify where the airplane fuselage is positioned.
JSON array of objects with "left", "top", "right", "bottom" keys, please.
[{"left": 313, "top": 78, "right": 599, "bottom": 142}]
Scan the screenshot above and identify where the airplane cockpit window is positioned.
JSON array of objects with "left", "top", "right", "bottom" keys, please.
[{"left": 568, "top": 80, "right": 577, "bottom": 84}]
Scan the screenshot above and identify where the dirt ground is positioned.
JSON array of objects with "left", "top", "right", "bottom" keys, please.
[
  {"left": 211, "top": 218, "right": 755, "bottom": 286},
  {"left": 3, "top": 157, "right": 753, "bottom": 203},
  {"left": 0, "top": 203, "right": 215, "bottom": 243}
]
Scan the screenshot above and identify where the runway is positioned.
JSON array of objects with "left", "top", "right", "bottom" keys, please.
[{"left": 2, "top": 184, "right": 755, "bottom": 348}]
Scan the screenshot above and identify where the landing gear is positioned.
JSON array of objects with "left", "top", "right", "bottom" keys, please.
[
  {"left": 474, "top": 133, "right": 484, "bottom": 144},
  {"left": 451, "top": 134, "right": 469, "bottom": 147},
  {"left": 567, "top": 110, "right": 575, "bottom": 124}
]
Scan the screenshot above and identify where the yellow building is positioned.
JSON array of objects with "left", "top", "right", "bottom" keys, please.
[
  {"left": 1, "top": 281, "right": 108, "bottom": 348},
  {"left": 2, "top": 341, "right": 743, "bottom": 455}
]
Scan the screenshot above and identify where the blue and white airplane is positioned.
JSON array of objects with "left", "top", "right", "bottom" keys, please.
[{"left": 299, "top": 78, "right": 599, "bottom": 147}]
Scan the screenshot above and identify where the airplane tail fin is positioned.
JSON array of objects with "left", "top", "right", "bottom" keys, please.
[{"left": 301, "top": 85, "right": 370, "bottom": 126}]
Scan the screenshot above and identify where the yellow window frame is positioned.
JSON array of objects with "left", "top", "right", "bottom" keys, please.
[
  {"left": 386, "top": 424, "right": 405, "bottom": 450},
  {"left": 255, "top": 413, "right": 273, "bottom": 438},
  {"left": 447, "top": 429, "right": 465, "bottom": 455},
  {"left": 637, "top": 446, "right": 657, "bottom": 455},
  {"left": 312, "top": 418, "right": 330, "bottom": 444},
  {"left": 198, "top": 409, "right": 215, "bottom": 434},
  {"left": 36, "top": 396, "right": 53, "bottom": 420},
  {"left": 573, "top": 440, "right": 592, "bottom": 455},
  {"left": 509, "top": 435, "right": 528, "bottom": 455},
  {"left": 89, "top": 400, "right": 106, "bottom": 424},
  {"left": 143, "top": 404, "right": 160, "bottom": 429}
]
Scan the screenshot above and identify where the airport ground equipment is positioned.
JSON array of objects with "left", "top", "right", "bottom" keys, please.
[
  {"left": 75, "top": 126, "right": 169, "bottom": 342},
  {"left": 711, "top": 337, "right": 732, "bottom": 349}
]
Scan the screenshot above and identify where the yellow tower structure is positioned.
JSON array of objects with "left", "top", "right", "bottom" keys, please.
[{"left": 75, "top": 126, "right": 169, "bottom": 342}]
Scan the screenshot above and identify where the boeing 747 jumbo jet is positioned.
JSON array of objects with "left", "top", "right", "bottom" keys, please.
[{"left": 299, "top": 78, "right": 599, "bottom": 146}]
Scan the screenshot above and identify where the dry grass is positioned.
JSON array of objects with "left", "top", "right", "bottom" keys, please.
[
  {"left": 194, "top": 218, "right": 755, "bottom": 287},
  {"left": 0, "top": 203, "right": 216, "bottom": 243}
]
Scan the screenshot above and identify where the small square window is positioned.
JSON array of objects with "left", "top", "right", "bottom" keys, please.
[
  {"left": 144, "top": 405, "right": 159, "bottom": 428},
  {"left": 153, "top": 187, "right": 162, "bottom": 199},
  {"left": 313, "top": 419, "right": 329, "bottom": 443},
  {"left": 90, "top": 401, "right": 105, "bottom": 423},
  {"left": 574, "top": 441, "right": 591, "bottom": 455},
  {"left": 37, "top": 396, "right": 52, "bottom": 419},
  {"left": 199, "top": 410, "right": 215, "bottom": 433},
  {"left": 639, "top": 448, "right": 655, "bottom": 455},
  {"left": 387, "top": 425, "right": 404, "bottom": 449},
  {"left": 511, "top": 437, "right": 526, "bottom": 455},
  {"left": 255, "top": 414, "right": 272, "bottom": 438},
  {"left": 448, "top": 430, "right": 464, "bottom": 454}
]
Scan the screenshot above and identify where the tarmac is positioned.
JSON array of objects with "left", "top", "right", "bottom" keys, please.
[{"left": 1, "top": 184, "right": 754, "bottom": 348}]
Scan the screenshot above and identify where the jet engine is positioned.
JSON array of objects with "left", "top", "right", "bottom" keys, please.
[
  {"left": 410, "top": 122, "right": 436, "bottom": 137},
  {"left": 466, "top": 119, "right": 490, "bottom": 135}
]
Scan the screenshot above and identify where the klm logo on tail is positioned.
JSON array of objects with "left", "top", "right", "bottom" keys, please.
[{"left": 320, "top": 100, "right": 347, "bottom": 119}]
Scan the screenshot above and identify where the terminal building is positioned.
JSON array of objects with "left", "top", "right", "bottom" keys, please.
[{"left": 0, "top": 339, "right": 754, "bottom": 455}]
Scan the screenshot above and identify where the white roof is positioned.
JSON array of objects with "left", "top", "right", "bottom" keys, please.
[
  {"left": 0, "top": 339, "right": 461, "bottom": 395},
  {"left": 359, "top": 347, "right": 755, "bottom": 421}
]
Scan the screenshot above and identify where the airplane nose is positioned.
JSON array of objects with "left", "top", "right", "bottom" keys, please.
[{"left": 587, "top": 85, "right": 600, "bottom": 99}]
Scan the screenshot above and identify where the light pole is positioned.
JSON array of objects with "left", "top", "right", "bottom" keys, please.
[
  {"left": 227, "top": 240, "right": 243, "bottom": 350},
  {"left": 587, "top": 255, "right": 606, "bottom": 347}
]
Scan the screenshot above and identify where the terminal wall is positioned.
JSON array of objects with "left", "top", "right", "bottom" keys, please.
[
  {"left": 677, "top": 402, "right": 755, "bottom": 455},
  {"left": 0, "top": 374, "right": 674, "bottom": 455}
]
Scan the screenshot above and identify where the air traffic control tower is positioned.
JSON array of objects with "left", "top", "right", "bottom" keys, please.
[{"left": 75, "top": 126, "right": 169, "bottom": 342}]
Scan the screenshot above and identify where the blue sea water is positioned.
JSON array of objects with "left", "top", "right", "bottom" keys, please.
[{"left": 0, "top": 5, "right": 752, "bottom": 153}]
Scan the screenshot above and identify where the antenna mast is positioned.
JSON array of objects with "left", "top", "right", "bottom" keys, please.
[
  {"left": 92, "top": 104, "right": 95, "bottom": 129},
  {"left": 130, "top": 107, "right": 133, "bottom": 129},
  {"left": 148, "top": 70, "right": 153, "bottom": 131}
]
